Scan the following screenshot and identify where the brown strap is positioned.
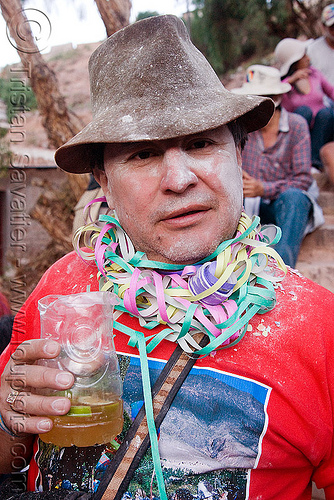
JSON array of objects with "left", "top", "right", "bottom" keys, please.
[{"left": 94, "top": 334, "right": 207, "bottom": 500}]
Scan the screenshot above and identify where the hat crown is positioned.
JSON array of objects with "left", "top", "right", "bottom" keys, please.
[
  {"left": 88, "top": 15, "right": 222, "bottom": 119},
  {"left": 274, "top": 38, "right": 308, "bottom": 76},
  {"left": 55, "top": 15, "right": 274, "bottom": 173},
  {"left": 231, "top": 64, "right": 291, "bottom": 96},
  {"left": 246, "top": 65, "right": 281, "bottom": 90}
]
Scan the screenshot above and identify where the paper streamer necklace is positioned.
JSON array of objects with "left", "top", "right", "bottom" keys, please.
[
  {"left": 75, "top": 206, "right": 287, "bottom": 356},
  {"left": 74, "top": 202, "right": 287, "bottom": 500}
]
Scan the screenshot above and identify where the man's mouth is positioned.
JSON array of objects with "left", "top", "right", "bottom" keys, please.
[
  {"left": 161, "top": 206, "right": 210, "bottom": 226},
  {"left": 170, "top": 209, "right": 202, "bottom": 218}
]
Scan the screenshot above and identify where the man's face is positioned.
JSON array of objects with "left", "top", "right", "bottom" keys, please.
[{"left": 95, "top": 125, "right": 243, "bottom": 265}]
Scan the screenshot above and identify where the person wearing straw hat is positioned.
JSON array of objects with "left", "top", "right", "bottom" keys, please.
[
  {"left": 274, "top": 37, "right": 334, "bottom": 170},
  {"left": 0, "top": 15, "right": 333, "bottom": 500},
  {"left": 232, "top": 64, "right": 324, "bottom": 268},
  {"left": 307, "top": 3, "right": 334, "bottom": 188},
  {"left": 307, "top": 4, "right": 334, "bottom": 87}
]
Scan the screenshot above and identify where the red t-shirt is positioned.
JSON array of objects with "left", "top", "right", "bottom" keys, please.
[{"left": 1, "top": 251, "right": 334, "bottom": 499}]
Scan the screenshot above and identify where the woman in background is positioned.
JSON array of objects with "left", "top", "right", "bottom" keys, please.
[{"left": 275, "top": 37, "right": 334, "bottom": 169}]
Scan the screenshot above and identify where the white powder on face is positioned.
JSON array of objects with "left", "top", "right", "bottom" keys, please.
[
  {"left": 152, "top": 192, "right": 215, "bottom": 221},
  {"left": 165, "top": 167, "right": 198, "bottom": 191},
  {"left": 102, "top": 128, "right": 243, "bottom": 264},
  {"left": 145, "top": 193, "right": 242, "bottom": 264},
  {"left": 151, "top": 215, "right": 241, "bottom": 264},
  {"left": 160, "top": 150, "right": 199, "bottom": 191},
  {"left": 106, "top": 179, "right": 242, "bottom": 264}
]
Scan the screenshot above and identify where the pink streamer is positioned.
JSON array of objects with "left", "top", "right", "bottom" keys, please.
[
  {"left": 123, "top": 268, "right": 152, "bottom": 316},
  {"left": 152, "top": 271, "right": 169, "bottom": 323},
  {"left": 95, "top": 223, "right": 116, "bottom": 275},
  {"left": 83, "top": 196, "right": 108, "bottom": 224},
  {"left": 167, "top": 273, "right": 189, "bottom": 290}
]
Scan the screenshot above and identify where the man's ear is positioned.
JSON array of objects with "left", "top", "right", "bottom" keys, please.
[
  {"left": 92, "top": 168, "right": 114, "bottom": 209},
  {"left": 92, "top": 167, "right": 102, "bottom": 184}
]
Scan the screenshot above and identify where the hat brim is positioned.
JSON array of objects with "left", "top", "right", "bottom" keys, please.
[
  {"left": 278, "top": 41, "right": 309, "bottom": 77},
  {"left": 324, "top": 18, "right": 334, "bottom": 26},
  {"left": 55, "top": 94, "right": 274, "bottom": 174},
  {"left": 231, "top": 82, "right": 291, "bottom": 96}
]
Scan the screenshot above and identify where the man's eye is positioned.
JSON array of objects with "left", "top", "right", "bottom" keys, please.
[
  {"left": 189, "top": 140, "right": 211, "bottom": 150},
  {"left": 137, "top": 151, "right": 151, "bottom": 159},
  {"left": 130, "top": 150, "right": 156, "bottom": 160}
]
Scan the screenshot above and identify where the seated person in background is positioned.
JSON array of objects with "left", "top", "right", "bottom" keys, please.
[
  {"left": 274, "top": 38, "right": 334, "bottom": 169},
  {"left": 320, "top": 142, "right": 334, "bottom": 186},
  {"left": 307, "top": 4, "right": 334, "bottom": 88},
  {"left": 232, "top": 65, "right": 324, "bottom": 268}
]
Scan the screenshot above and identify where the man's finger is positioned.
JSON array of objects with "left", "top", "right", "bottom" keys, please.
[
  {"left": 3, "top": 411, "right": 57, "bottom": 437},
  {"left": 6, "top": 392, "right": 71, "bottom": 417},
  {"left": 5, "top": 364, "right": 74, "bottom": 392},
  {"left": 11, "top": 339, "right": 61, "bottom": 363}
]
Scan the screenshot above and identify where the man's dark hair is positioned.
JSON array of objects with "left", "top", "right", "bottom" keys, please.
[
  {"left": 90, "top": 143, "right": 105, "bottom": 171},
  {"left": 227, "top": 119, "right": 248, "bottom": 150}
]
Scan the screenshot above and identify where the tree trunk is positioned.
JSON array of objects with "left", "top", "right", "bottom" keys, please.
[
  {"left": 94, "top": 0, "right": 131, "bottom": 37},
  {"left": 0, "top": 0, "right": 91, "bottom": 295},
  {"left": 0, "top": 0, "right": 131, "bottom": 294}
]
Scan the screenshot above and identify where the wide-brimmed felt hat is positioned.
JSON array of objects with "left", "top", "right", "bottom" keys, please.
[
  {"left": 274, "top": 38, "right": 310, "bottom": 77},
  {"left": 55, "top": 15, "right": 274, "bottom": 174},
  {"left": 231, "top": 65, "right": 291, "bottom": 96}
]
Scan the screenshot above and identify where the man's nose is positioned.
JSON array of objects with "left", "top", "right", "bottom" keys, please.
[{"left": 160, "top": 148, "right": 198, "bottom": 193}]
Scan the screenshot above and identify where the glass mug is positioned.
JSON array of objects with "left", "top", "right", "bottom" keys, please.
[{"left": 37, "top": 291, "right": 123, "bottom": 447}]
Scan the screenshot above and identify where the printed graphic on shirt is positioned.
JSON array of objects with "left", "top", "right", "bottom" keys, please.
[
  {"left": 35, "top": 441, "right": 108, "bottom": 492},
  {"left": 124, "top": 357, "right": 271, "bottom": 500},
  {"left": 34, "top": 354, "right": 270, "bottom": 498}
]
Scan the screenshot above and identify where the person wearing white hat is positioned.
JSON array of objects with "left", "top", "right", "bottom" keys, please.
[
  {"left": 0, "top": 16, "right": 333, "bottom": 500},
  {"left": 274, "top": 37, "right": 334, "bottom": 169},
  {"left": 307, "top": 3, "right": 334, "bottom": 188},
  {"left": 232, "top": 64, "right": 323, "bottom": 268},
  {"left": 307, "top": 4, "right": 334, "bottom": 86}
]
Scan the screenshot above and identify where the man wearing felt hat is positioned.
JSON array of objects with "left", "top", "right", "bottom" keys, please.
[
  {"left": 0, "top": 15, "right": 333, "bottom": 500},
  {"left": 232, "top": 64, "right": 324, "bottom": 268}
]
